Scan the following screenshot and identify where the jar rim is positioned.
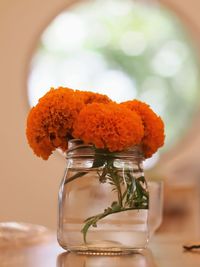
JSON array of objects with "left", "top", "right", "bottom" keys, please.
[{"left": 67, "top": 139, "right": 144, "bottom": 160}]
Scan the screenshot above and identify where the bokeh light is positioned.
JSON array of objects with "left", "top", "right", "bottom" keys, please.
[{"left": 28, "top": 0, "right": 200, "bottom": 158}]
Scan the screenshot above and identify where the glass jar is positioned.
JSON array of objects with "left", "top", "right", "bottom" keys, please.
[{"left": 58, "top": 140, "right": 149, "bottom": 254}]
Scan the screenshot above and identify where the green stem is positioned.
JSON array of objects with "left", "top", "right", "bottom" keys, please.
[
  {"left": 81, "top": 206, "right": 148, "bottom": 243},
  {"left": 116, "top": 182, "right": 123, "bottom": 206},
  {"left": 107, "top": 161, "right": 123, "bottom": 206},
  {"left": 64, "top": 171, "right": 87, "bottom": 184}
]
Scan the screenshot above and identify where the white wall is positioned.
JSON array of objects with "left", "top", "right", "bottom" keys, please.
[
  {"left": 0, "top": 0, "right": 76, "bottom": 229},
  {"left": 0, "top": 0, "right": 200, "bottom": 229}
]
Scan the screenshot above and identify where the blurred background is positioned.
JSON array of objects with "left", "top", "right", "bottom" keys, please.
[{"left": 0, "top": 0, "right": 200, "bottom": 237}]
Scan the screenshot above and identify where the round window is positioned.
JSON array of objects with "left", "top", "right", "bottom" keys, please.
[{"left": 28, "top": 0, "right": 200, "bottom": 158}]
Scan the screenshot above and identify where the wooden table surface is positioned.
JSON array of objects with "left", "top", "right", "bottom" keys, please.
[{"left": 0, "top": 232, "right": 199, "bottom": 267}]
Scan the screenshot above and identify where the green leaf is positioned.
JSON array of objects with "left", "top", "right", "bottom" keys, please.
[
  {"left": 111, "top": 201, "right": 121, "bottom": 211},
  {"left": 81, "top": 220, "right": 93, "bottom": 243},
  {"left": 92, "top": 156, "right": 106, "bottom": 168},
  {"left": 138, "top": 176, "right": 145, "bottom": 183},
  {"left": 135, "top": 179, "right": 144, "bottom": 199},
  {"left": 64, "top": 171, "right": 87, "bottom": 184}
]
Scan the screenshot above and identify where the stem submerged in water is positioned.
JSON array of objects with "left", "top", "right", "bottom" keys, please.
[
  {"left": 81, "top": 158, "right": 149, "bottom": 243},
  {"left": 81, "top": 204, "right": 148, "bottom": 243},
  {"left": 65, "top": 152, "right": 149, "bottom": 244}
]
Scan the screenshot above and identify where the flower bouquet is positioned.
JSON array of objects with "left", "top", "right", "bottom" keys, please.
[{"left": 26, "top": 87, "right": 165, "bottom": 253}]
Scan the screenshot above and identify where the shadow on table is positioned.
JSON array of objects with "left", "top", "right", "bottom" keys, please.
[{"left": 57, "top": 249, "right": 157, "bottom": 267}]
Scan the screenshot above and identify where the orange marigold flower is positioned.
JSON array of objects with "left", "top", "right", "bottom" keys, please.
[
  {"left": 121, "top": 100, "right": 165, "bottom": 158},
  {"left": 73, "top": 103, "right": 144, "bottom": 152},
  {"left": 26, "top": 87, "right": 85, "bottom": 160},
  {"left": 75, "top": 90, "right": 112, "bottom": 104}
]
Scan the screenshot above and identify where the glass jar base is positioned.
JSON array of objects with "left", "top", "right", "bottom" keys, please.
[
  {"left": 58, "top": 228, "right": 149, "bottom": 255},
  {"left": 59, "top": 243, "right": 147, "bottom": 255}
]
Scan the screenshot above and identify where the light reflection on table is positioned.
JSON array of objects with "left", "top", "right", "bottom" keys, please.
[
  {"left": 57, "top": 249, "right": 157, "bottom": 267},
  {"left": 0, "top": 233, "right": 200, "bottom": 267}
]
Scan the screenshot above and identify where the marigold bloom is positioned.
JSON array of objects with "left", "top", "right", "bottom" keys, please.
[
  {"left": 26, "top": 87, "right": 85, "bottom": 159},
  {"left": 26, "top": 88, "right": 114, "bottom": 159},
  {"left": 73, "top": 103, "right": 144, "bottom": 152},
  {"left": 121, "top": 100, "right": 165, "bottom": 158},
  {"left": 75, "top": 90, "right": 111, "bottom": 104}
]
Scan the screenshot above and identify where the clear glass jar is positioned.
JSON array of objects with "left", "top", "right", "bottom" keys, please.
[{"left": 58, "top": 140, "right": 149, "bottom": 254}]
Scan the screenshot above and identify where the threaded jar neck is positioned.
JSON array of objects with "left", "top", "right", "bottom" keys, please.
[{"left": 67, "top": 139, "right": 144, "bottom": 160}]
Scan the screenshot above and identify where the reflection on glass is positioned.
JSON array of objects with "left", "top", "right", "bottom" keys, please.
[
  {"left": 57, "top": 249, "right": 157, "bottom": 267},
  {"left": 148, "top": 181, "right": 164, "bottom": 237}
]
